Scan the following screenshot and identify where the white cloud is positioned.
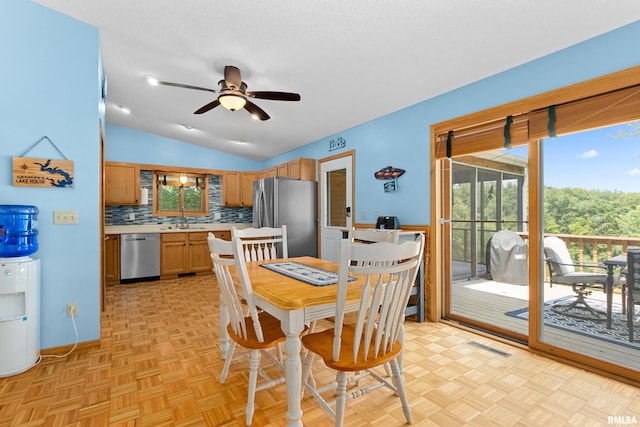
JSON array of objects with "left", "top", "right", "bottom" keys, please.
[
  {"left": 627, "top": 168, "right": 640, "bottom": 175},
  {"left": 579, "top": 149, "right": 598, "bottom": 159}
]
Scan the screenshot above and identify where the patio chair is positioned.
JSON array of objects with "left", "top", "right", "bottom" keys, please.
[
  {"left": 300, "top": 234, "right": 424, "bottom": 426},
  {"left": 625, "top": 248, "right": 640, "bottom": 342},
  {"left": 543, "top": 236, "right": 608, "bottom": 320}
]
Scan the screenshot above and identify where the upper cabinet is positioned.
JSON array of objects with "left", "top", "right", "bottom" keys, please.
[
  {"left": 222, "top": 171, "right": 256, "bottom": 207},
  {"left": 286, "top": 158, "right": 316, "bottom": 181},
  {"left": 105, "top": 162, "right": 140, "bottom": 205},
  {"left": 221, "top": 158, "right": 314, "bottom": 207},
  {"left": 241, "top": 172, "right": 257, "bottom": 206}
]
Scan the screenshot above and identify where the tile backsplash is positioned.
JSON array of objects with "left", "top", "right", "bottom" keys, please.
[{"left": 105, "top": 172, "right": 252, "bottom": 226}]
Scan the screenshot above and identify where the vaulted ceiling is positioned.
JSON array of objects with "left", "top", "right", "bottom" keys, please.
[{"left": 35, "top": 0, "right": 640, "bottom": 161}]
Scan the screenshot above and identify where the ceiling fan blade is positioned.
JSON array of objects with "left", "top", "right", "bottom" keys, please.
[
  {"left": 224, "top": 66, "right": 243, "bottom": 90},
  {"left": 244, "top": 100, "right": 270, "bottom": 121},
  {"left": 246, "top": 91, "right": 301, "bottom": 101},
  {"left": 194, "top": 99, "right": 221, "bottom": 114},
  {"left": 158, "top": 80, "right": 217, "bottom": 93}
]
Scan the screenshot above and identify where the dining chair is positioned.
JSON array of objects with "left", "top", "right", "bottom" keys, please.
[
  {"left": 625, "top": 248, "right": 640, "bottom": 342},
  {"left": 231, "top": 225, "right": 288, "bottom": 261},
  {"left": 208, "top": 235, "right": 290, "bottom": 426},
  {"left": 351, "top": 228, "right": 400, "bottom": 244},
  {"left": 300, "top": 234, "right": 424, "bottom": 426},
  {"left": 231, "top": 225, "right": 295, "bottom": 361}
]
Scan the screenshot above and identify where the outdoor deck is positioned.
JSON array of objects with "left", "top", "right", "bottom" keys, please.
[{"left": 450, "top": 277, "right": 639, "bottom": 371}]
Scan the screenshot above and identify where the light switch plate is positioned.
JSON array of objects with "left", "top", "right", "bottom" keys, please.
[
  {"left": 54, "top": 210, "right": 78, "bottom": 224},
  {"left": 214, "top": 212, "right": 221, "bottom": 220}
]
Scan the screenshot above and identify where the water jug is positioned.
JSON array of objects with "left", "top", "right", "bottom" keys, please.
[{"left": 0, "top": 205, "right": 39, "bottom": 258}]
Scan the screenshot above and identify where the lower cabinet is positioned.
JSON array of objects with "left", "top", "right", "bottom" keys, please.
[
  {"left": 187, "top": 232, "right": 213, "bottom": 273},
  {"left": 209, "top": 230, "right": 231, "bottom": 241},
  {"left": 160, "top": 230, "right": 231, "bottom": 276},
  {"left": 104, "top": 234, "right": 120, "bottom": 284}
]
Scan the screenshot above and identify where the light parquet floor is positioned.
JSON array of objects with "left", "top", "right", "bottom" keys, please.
[{"left": 1, "top": 275, "right": 639, "bottom": 426}]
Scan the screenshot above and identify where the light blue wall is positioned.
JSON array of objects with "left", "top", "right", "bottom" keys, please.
[
  {"left": 0, "top": 0, "right": 102, "bottom": 348},
  {"left": 105, "top": 124, "right": 260, "bottom": 171}
]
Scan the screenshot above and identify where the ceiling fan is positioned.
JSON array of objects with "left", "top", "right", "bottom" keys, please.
[{"left": 154, "top": 65, "right": 301, "bottom": 121}]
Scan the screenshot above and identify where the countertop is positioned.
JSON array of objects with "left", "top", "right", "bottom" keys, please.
[{"left": 104, "top": 223, "right": 251, "bottom": 235}]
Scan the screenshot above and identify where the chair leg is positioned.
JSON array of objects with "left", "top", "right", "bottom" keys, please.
[
  {"left": 220, "top": 296, "right": 230, "bottom": 359},
  {"left": 390, "top": 358, "right": 412, "bottom": 424},
  {"left": 551, "top": 287, "right": 606, "bottom": 320},
  {"left": 628, "top": 295, "right": 635, "bottom": 342},
  {"left": 246, "top": 349, "right": 261, "bottom": 426},
  {"left": 301, "top": 351, "right": 315, "bottom": 398},
  {"left": 220, "top": 342, "right": 236, "bottom": 383},
  {"left": 335, "top": 371, "right": 348, "bottom": 427}
]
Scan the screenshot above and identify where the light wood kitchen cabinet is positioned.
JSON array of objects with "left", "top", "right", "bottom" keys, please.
[
  {"left": 104, "top": 234, "right": 120, "bottom": 284},
  {"left": 257, "top": 170, "right": 269, "bottom": 180},
  {"left": 241, "top": 172, "right": 257, "bottom": 207},
  {"left": 209, "top": 230, "right": 232, "bottom": 241},
  {"left": 161, "top": 232, "right": 214, "bottom": 276},
  {"left": 223, "top": 171, "right": 256, "bottom": 207},
  {"left": 287, "top": 158, "right": 316, "bottom": 180},
  {"left": 187, "top": 232, "right": 213, "bottom": 273},
  {"left": 267, "top": 166, "right": 278, "bottom": 177},
  {"left": 277, "top": 163, "right": 288, "bottom": 177},
  {"left": 161, "top": 233, "right": 188, "bottom": 276},
  {"left": 222, "top": 171, "right": 241, "bottom": 207},
  {"left": 105, "top": 162, "right": 140, "bottom": 205}
]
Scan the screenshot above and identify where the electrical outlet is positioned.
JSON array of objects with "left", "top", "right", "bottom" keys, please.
[
  {"left": 128, "top": 213, "right": 135, "bottom": 220},
  {"left": 67, "top": 303, "right": 78, "bottom": 317},
  {"left": 238, "top": 213, "right": 244, "bottom": 219},
  {"left": 214, "top": 212, "right": 221, "bottom": 220}
]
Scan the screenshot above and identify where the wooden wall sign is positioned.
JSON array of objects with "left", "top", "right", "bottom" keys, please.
[{"left": 13, "top": 157, "right": 74, "bottom": 188}]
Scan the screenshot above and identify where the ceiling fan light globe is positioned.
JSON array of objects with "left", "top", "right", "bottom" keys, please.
[{"left": 219, "top": 94, "right": 246, "bottom": 111}]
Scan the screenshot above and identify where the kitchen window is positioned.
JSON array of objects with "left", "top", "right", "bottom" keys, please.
[{"left": 152, "top": 171, "right": 208, "bottom": 216}]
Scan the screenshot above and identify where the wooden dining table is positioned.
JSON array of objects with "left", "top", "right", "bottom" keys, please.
[{"left": 229, "top": 256, "right": 366, "bottom": 427}]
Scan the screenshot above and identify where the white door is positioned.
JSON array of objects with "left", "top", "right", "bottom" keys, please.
[{"left": 319, "top": 154, "right": 353, "bottom": 261}]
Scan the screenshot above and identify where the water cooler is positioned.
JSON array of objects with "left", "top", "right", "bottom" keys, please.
[{"left": 0, "top": 205, "right": 40, "bottom": 377}]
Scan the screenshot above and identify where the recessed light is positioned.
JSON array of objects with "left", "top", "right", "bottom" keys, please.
[
  {"left": 145, "top": 75, "right": 159, "bottom": 86},
  {"left": 119, "top": 106, "right": 131, "bottom": 114},
  {"left": 182, "top": 125, "right": 193, "bottom": 130},
  {"left": 232, "top": 140, "right": 247, "bottom": 145}
]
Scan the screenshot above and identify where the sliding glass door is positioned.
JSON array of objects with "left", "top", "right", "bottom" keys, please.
[
  {"left": 538, "top": 121, "right": 640, "bottom": 372},
  {"left": 444, "top": 148, "right": 529, "bottom": 341}
]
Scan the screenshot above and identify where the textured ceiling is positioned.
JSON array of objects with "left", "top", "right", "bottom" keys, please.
[{"left": 34, "top": 0, "right": 640, "bottom": 161}]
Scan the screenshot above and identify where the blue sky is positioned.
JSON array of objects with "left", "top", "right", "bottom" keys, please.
[
  {"left": 544, "top": 121, "right": 640, "bottom": 192},
  {"left": 505, "top": 121, "right": 640, "bottom": 193}
]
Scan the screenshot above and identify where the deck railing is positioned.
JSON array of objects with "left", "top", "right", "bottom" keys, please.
[
  {"left": 543, "top": 233, "right": 640, "bottom": 265},
  {"left": 452, "top": 227, "right": 640, "bottom": 278}
]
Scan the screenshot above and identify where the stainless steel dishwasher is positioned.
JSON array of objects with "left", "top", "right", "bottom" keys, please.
[{"left": 120, "top": 233, "right": 160, "bottom": 283}]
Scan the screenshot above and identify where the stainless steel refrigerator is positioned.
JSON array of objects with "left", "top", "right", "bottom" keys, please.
[{"left": 253, "top": 176, "right": 318, "bottom": 257}]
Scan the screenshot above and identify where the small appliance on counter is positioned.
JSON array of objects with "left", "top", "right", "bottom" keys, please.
[
  {"left": 375, "top": 216, "right": 400, "bottom": 230},
  {"left": 0, "top": 205, "right": 40, "bottom": 377}
]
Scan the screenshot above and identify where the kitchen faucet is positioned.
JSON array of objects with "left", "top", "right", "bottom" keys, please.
[{"left": 180, "top": 207, "right": 189, "bottom": 229}]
